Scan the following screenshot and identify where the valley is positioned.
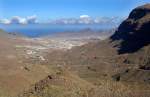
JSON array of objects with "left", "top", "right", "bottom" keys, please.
[{"left": 0, "top": 3, "right": 150, "bottom": 97}]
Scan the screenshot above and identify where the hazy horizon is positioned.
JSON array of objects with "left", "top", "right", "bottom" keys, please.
[{"left": 0, "top": 0, "right": 150, "bottom": 24}]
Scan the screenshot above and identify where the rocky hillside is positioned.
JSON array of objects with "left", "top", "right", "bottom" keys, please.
[
  {"left": 109, "top": 4, "right": 150, "bottom": 83},
  {"left": 111, "top": 4, "right": 150, "bottom": 54}
]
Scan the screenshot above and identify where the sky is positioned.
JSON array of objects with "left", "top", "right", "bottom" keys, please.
[{"left": 0, "top": 0, "right": 150, "bottom": 23}]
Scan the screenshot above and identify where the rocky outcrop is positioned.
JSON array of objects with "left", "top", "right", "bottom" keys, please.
[{"left": 111, "top": 4, "right": 150, "bottom": 54}]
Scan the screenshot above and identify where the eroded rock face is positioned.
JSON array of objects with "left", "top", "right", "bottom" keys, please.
[{"left": 111, "top": 4, "right": 150, "bottom": 54}]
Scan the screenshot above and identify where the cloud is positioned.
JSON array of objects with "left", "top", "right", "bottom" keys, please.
[
  {"left": 80, "top": 15, "right": 90, "bottom": 19},
  {"left": 78, "top": 15, "right": 93, "bottom": 24},
  {"left": 94, "top": 17, "right": 114, "bottom": 24},
  {"left": 10, "top": 16, "right": 27, "bottom": 24},
  {"left": 50, "top": 15, "right": 93, "bottom": 24},
  {"left": 0, "top": 15, "right": 38, "bottom": 24},
  {"left": 50, "top": 15, "right": 123, "bottom": 25},
  {"left": 0, "top": 15, "right": 124, "bottom": 25},
  {"left": 0, "top": 19, "right": 11, "bottom": 24},
  {"left": 51, "top": 18, "right": 78, "bottom": 24},
  {"left": 26, "top": 15, "right": 37, "bottom": 24}
]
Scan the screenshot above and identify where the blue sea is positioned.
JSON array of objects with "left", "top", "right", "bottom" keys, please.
[{"left": 0, "top": 24, "right": 115, "bottom": 38}]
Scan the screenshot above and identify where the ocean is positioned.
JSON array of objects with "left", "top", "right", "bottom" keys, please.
[{"left": 0, "top": 24, "right": 115, "bottom": 38}]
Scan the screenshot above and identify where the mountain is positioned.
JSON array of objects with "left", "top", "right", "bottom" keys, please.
[
  {"left": 110, "top": 4, "right": 150, "bottom": 83},
  {"left": 0, "top": 4, "right": 150, "bottom": 97},
  {"left": 18, "top": 4, "right": 150, "bottom": 97},
  {"left": 111, "top": 4, "right": 150, "bottom": 54}
]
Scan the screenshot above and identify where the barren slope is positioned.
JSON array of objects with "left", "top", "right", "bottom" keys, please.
[
  {"left": 29, "top": 4, "right": 150, "bottom": 97},
  {"left": 0, "top": 3, "right": 150, "bottom": 97}
]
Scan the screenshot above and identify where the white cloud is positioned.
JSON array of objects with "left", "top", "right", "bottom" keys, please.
[
  {"left": 50, "top": 15, "right": 93, "bottom": 24},
  {"left": 80, "top": 15, "right": 90, "bottom": 19},
  {"left": 0, "top": 19, "right": 11, "bottom": 24},
  {"left": 10, "top": 16, "right": 27, "bottom": 24},
  {"left": 94, "top": 17, "right": 112, "bottom": 24},
  {"left": 48, "top": 15, "right": 122, "bottom": 25},
  {"left": 0, "top": 15, "right": 38, "bottom": 24},
  {"left": 93, "top": 17, "right": 124, "bottom": 25},
  {"left": 50, "top": 18, "right": 78, "bottom": 24},
  {"left": 26, "top": 15, "right": 37, "bottom": 24},
  {"left": 0, "top": 15, "right": 123, "bottom": 25},
  {"left": 78, "top": 15, "right": 93, "bottom": 24}
]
